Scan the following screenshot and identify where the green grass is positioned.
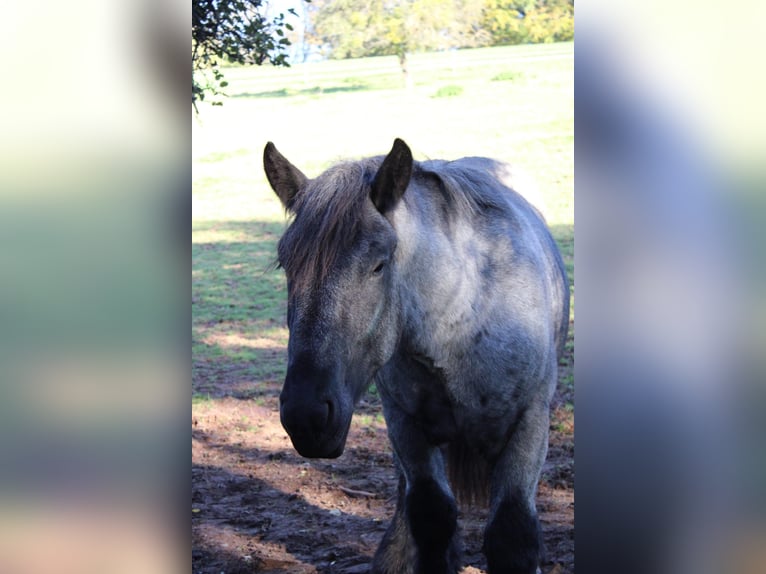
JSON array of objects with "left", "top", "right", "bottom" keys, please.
[
  {"left": 491, "top": 71, "right": 525, "bottom": 82},
  {"left": 193, "top": 42, "right": 573, "bottom": 400},
  {"left": 356, "top": 413, "right": 387, "bottom": 427},
  {"left": 192, "top": 392, "right": 212, "bottom": 405},
  {"left": 432, "top": 85, "right": 464, "bottom": 98}
]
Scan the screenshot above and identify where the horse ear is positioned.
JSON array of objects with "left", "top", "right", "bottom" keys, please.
[
  {"left": 263, "top": 142, "right": 308, "bottom": 210},
  {"left": 371, "top": 138, "right": 413, "bottom": 214}
]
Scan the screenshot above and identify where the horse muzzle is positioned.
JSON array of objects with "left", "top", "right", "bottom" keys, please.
[{"left": 279, "top": 390, "right": 352, "bottom": 458}]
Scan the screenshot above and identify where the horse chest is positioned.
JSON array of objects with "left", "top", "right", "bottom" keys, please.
[
  {"left": 409, "top": 385, "right": 519, "bottom": 459},
  {"left": 398, "top": 353, "right": 518, "bottom": 450}
]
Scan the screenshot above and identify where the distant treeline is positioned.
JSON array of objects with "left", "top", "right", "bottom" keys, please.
[
  {"left": 193, "top": 0, "right": 574, "bottom": 105},
  {"left": 302, "top": 0, "right": 574, "bottom": 63}
]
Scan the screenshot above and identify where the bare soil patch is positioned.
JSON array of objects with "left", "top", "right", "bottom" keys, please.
[{"left": 192, "top": 356, "right": 573, "bottom": 574}]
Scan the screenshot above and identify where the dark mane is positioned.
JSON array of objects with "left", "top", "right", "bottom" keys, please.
[
  {"left": 420, "top": 157, "right": 516, "bottom": 215},
  {"left": 277, "top": 157, "right": 384, "bottom": 290},
  {"left": 277, "top": 155, "right": 516, "bottom": 291}
]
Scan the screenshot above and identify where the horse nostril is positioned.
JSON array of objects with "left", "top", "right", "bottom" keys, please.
[{"left": 307, "top": 400, "right": 332, "bottom": 432}]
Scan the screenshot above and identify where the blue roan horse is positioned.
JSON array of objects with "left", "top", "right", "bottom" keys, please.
[{"left": 263, "top": 139, "right": 569, "bottom": 574}]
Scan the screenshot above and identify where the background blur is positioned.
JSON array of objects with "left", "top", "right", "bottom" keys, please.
[
  {"left": 0, "top": 0, "right": 764, "bottom": 573},
  {"left": 0, "top": 1, "right": 187, "bottom": 572},
  {"left": 576, "top": 1, "right": 766, "bottom": 573}
]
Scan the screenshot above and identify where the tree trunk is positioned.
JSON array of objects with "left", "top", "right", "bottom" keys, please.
[{"left": 399, "top": 51, "right": 412, "bottom": 89}]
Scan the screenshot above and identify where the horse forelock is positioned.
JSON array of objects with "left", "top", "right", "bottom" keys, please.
[{"left": 277, "top": 158, "right": 383, "bottom": 291}]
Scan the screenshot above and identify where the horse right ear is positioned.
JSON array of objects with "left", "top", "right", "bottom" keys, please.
[
  {"left": 263, "top": 142, "right": 308, "bottom": 210},
  {"left": 371, "top": 138, "right": 413, "bottom": 214}
]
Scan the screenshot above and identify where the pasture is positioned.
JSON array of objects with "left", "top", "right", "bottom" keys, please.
[{"left": 192, "top": 41, "right": 573, "bottom": 574}]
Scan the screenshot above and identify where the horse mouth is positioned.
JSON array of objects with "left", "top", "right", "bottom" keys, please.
[
  {"left": 289, "top": 431, "right": 348, "bottom": 459},
  {"left": 285, "top": 418, "right": 352, "bottom": 459},
  {"left": 293, "top": 437, "right": 346, "bottom": 459}
]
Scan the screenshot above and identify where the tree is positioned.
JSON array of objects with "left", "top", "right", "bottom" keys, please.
[
  {"left": 524, "top": 0, "right": 574, "bottom": 43},
  {"left": 482, "top": 0, "right": 573, "bottom": 46},
  {"left": 192, "top": 0, "right": 301, "bottom": 108},
  {"left": 310, "top": 0, "right": 487, "bottom": 85}
]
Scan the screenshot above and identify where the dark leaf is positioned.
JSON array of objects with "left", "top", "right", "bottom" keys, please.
[{"left": 192, "top": 0, "right": 293, "bottom": 111}]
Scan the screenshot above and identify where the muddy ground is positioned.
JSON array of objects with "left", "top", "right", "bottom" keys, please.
[{"left": 191, "top": 358, "right": 573, "bottom": 574}]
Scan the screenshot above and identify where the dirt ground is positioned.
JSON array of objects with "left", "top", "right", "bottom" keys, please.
[{"left": 192, "top": 360, "right": 573, "bottom": 574}]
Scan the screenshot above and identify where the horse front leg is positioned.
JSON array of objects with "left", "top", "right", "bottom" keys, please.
[
  {"left": 372, "top": 397, "right": 461, "bottom": 574},
  {"left": 372, "top": 470, "right": 416, "bottom": 574},
  {"left": 484, "top": 391, "right": 551, "bottom": 574}
]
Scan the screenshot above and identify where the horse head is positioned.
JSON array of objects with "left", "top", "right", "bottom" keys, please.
[{"left": 263, "top": 139, "right": 412, "bottom": 458}]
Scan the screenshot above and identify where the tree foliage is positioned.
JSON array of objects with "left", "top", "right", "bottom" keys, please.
[
  {"left": 309, "top": 0, "right": 573, "bottom": 72},
  {"left": 310, "top": 0, "right": 488, "bottom": 80},
  {"left": 482, "top": 0, "right": 574, "bottom": 45},
  {"left": 192, "top": 0, "right": 299, "bottom": 107}
]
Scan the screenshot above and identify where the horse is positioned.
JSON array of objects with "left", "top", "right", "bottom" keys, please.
[{"left": 263, "top": 139, "right": 569, "bottom": 574}]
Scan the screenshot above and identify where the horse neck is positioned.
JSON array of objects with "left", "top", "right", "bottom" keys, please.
[{"left": 391, "top": 198, "right": 475, "bottom": 358}]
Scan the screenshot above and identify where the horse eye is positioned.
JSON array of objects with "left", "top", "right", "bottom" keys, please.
[{"left": 372, "top": 261, "right": 386, "bottom": 275}]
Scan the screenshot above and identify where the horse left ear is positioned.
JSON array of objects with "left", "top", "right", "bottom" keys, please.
[
  {"left": 371, "top": 138, "right": 413, "bottom": 214},
  {"left": 263, "top": 142, "right": 308, "bottom": 210}
]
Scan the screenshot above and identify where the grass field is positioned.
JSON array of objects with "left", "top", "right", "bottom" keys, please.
[{"left": 193, "top": 41, "right": 573, "bottom": 399}]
